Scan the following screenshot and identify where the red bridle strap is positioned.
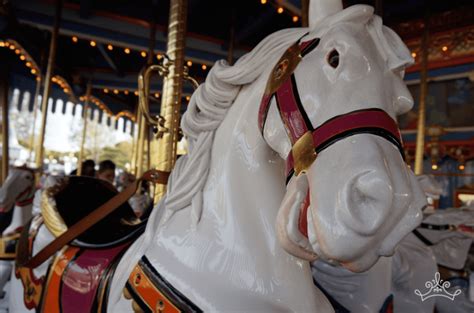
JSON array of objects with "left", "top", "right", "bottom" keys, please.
[
  {"left": 286, "top": 109, "right": 404, "bottom": 181},
  {"left": 16, "top": 197, "right": 34, "bottom": 207},
  {"left": 15, "top": 186, "right": 34, "bottom": 207},
  {"left": 258, "top": 37, "right": 320, "bottom": 136},
  {"left": 275, "top": 75, "right": 312, "bottom": 143}
]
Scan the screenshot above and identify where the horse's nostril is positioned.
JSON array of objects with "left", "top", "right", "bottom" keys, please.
[{"left": 345, "top": 171, "right": 393, "bottom": 236}]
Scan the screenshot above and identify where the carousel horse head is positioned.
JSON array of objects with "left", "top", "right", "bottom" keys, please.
[
  {"left": 264, "top": 2, "right": 426, "bottom": 272},
  {"left": 0, "top": 167, "right": 36, "bottom": 212}
]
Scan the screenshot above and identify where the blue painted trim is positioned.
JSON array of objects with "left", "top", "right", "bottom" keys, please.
[
  {"left": 405, "top": 63, "right": 474, "bottom": 81},
  {"left": 403, "top": 132, "right": 474, "bottom": 142}
]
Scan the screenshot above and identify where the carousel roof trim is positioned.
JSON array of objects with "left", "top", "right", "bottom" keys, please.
[{"left": 14, "top": 1, "right": 248, "bottom": 65}]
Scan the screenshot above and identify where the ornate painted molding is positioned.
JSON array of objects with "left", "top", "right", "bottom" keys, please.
[
  {"left": 405, "top": 24, "right": 474, "bottom": 73},
  {"left": 388, "top": 9, "right": 474, "bottom": 73}
]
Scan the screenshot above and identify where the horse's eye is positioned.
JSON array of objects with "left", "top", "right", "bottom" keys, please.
[{"left": 327, "top": 49, "right": 339, "bottom": 68}]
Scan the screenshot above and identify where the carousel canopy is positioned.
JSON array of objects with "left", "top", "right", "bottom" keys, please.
[{"left": 2, "top": 0, "right": 473, "bottom": 117}]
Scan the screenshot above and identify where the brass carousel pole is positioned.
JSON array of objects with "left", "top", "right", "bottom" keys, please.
[
  {"left": 145, "top": 16, "right": 156, "bottom": 172},
  {"left": 28, "top": 77, "right": 42, "bottom": 163},
  {"left": 302, "top": 0, "right": 309, "bottom": 27},
  {"left": 154, "top": 0, "right": 188, "bottom": 202},
  {"left": 146, "top": 130, "right": 151, "bottom": 170},
  {"left": 135, "top": 112, "right": 146, "bottom": 176},
  {"left": 34, "top": 0, "right": 63, "bottom": 176},
  {"left": 0, "top": 60, "right": 9, "bottom": 184},
  {"left": 414, "top": 13, "right": 430, "bottom": 175},
  {"left": 130, "top": 121, "right": 137, "bottom": 174},
  {"left": 136, "top": 16, "right": 157, "bottom": 177},
  {"left": 77, "top": 82, "right": 91, "bottom": 176}
]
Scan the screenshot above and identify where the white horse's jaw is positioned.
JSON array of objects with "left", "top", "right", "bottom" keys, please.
[{"left": 276, "top": 174, "right": 318, "bottom": 261}]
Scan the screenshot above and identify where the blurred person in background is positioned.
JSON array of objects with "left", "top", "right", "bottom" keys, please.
[
  {"left": 69, "top": 159, "right": 95, "bottom": 177},
  {"left": 96, "top": 160, "right": 116, "bottom": 184},
  {"left": 116, "top": 171, "right": 152, "bottom": 218}
]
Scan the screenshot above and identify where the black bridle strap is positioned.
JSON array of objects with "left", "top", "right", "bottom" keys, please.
[
  {"left": 419, "top": 223, "right": 454, "bottom": 231},
  {"left": 412, "top": 229, "right": 434, "bottom": 246}
]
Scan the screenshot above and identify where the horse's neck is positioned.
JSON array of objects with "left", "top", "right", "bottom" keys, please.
[
  {"left": 2, "top": 203, "right": 32, "bottom": 236},
  {"left": 208, "top": 83, "right": 286, "bottom": 240},
  {"left": 145, "top": 81, "right": 331, "bottom": 311}
]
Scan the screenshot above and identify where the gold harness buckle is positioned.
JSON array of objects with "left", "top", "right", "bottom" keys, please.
[{"left": 292, "top": 131, "right": 317, "bottom": 176}]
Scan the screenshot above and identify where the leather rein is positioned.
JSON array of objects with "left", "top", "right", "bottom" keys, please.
[{"left": 17, "top": 169, "right": 169, "bottom": 269}]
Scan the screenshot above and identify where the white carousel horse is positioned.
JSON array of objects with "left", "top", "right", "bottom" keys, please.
[
  {"left": 0, "top": 167, "right": 36, "bottom": 235},
  {"left": 0, "top": 167, "right": 36, "bottom": 300},
  {"left": 10, "top": 2, "right": 426, "bottom": 312},
  {"left": 412, "top": 208, "right": 474, "bottom": 313},
  {"left": 312, "top": 209, "right": 474, "bottom": 313},
  {"left": 393, "top": 175, "right": 474, "bottom": 313},
  {"left": 0, "top": 173, "right": 63, "bottom": 311}
]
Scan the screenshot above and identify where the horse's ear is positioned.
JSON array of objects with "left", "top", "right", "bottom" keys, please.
[{"left": 309, "top": 0, "right": 343, "bottom": 29}]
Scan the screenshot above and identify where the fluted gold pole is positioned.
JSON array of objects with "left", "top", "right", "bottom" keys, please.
[
  {"left": 34, "top": 0, "right": 62, "bottom": 176},
  {"left": 77, "top": 82, "right": 91, "bottom": 176},
  {"left": 414, "top": 15, "right": 429, "bottom": 175},
  {"left": 154, "top": 0, "right": 188, "bottom": 202},
  {"left": 28, "top": 77, "right": 42, "bottom": 162}
]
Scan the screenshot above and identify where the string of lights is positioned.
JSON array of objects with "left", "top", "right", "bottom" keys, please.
[
  {"left": 52, "top": 75, "right": 78, "bottom": 102},
  {"left": 78, "top": 95, "right": 137, "bottom": 123},
  {"left": 0, "top": 39, "right": 41, "bottom": 77},
  {"left": 259, "top": 0, "right": 301, "bottom": 24},
  {"left": 70, "top": 35, "right": 211, "bottom": 73}
]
